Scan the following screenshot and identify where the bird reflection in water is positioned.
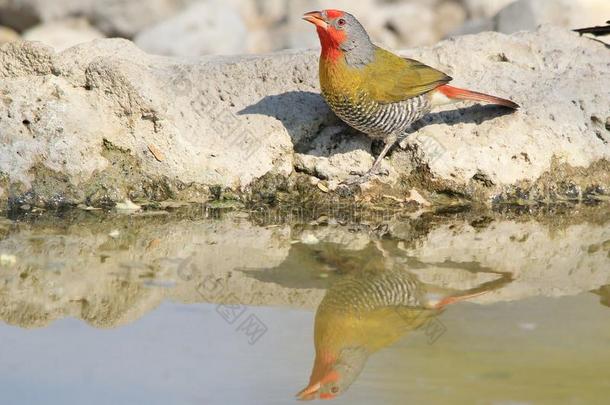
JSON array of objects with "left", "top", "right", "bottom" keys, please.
[{"left": 297, "top": 242, "right": 512, "bottom": 400}]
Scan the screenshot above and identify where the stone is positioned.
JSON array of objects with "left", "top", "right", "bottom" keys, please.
[
  {"left": 284, "top": 0, "right": 468, "bottom": 51},
  {"left": 134, "top": 0, "right": 247, "bottom": 56},
  {"left": 22, "top": 18, "right": 105, "bottom": 51},
  {"left": 381, "top": 3, "right": 438, "bottom": 49},
  {"left": 461, "top": 0, "right": 517, "bottom": 18},
  {"left": 495, "top": 0, "right": 610, "bottom": 35},
  {"left": 381, "top": 1, "right": 467, "bottom": 48},
  {"left": 88, "top": 0, "right": 194, "bottom": 38},
  {"left": 0, "top": 0, "right": 194, "bottom": 37},
  {"left": 0, "top": 25, "right": 19, "bottom": 45},
  {"left": 449, "top": 17, "right": 495, "bottom": 37},
  {"left": 0, "top": 26, "right": 608, "bottom": 208},
  {"left": 393, "top": 27, "right": 609, "bottom": 202},
  {"left": 0, "top": 0, "right": 93, "bottom": 31}
]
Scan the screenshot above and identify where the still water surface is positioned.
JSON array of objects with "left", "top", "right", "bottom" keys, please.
[{"left": 0, "top": 206, "right": 609, "bottom": 404}]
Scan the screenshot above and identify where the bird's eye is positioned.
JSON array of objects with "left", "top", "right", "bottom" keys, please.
[
  {"left": 337, "top": 18, "right": 346, "bottom": 27},
  {"left": 331, "top": 386, "right": 340, "bottom": 394}
]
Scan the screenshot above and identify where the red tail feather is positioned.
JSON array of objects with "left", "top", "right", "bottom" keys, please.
[
  {"left": 437, "top": 84, "right": 519, "bottom": 109},
  {"left": 433, "top": 290, "right": 489, "bottom": 309}
]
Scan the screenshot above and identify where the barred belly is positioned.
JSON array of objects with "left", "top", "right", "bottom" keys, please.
[
  {"left": 321, "top": 270, "right": 427, "bottom": 313},
  {"left": 324, "top": 92, "right": 432, "bottom": 140}
]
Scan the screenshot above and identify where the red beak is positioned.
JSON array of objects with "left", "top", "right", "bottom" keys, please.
[
  {"left": 296, "top": 369, "right": 339, "bottom": 400},
  {"left": 296, "top": 382, "right": 320, "bottom": 401},
  {"left": 303, "top": 11, "right": 328, "bottom": 29}
]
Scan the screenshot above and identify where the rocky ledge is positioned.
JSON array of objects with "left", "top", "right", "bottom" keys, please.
[{"left": 0, "top": 26, "right": 608, "bottom": 209}]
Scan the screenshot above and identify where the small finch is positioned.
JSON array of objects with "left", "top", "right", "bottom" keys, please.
[
  {"left": 303, "top": 10, "right": 519, "bottom": 181},
  {"left": 296, "top": 268, "right": 490, "bottom": 400}
]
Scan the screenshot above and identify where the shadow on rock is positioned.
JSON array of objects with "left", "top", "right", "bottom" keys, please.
[
  {"left": 409, "top": 104, "right": 516, "bottom": 133},
  {"left": 238, "top": 91, "right": 341, "bottom": 152},
  {"left": 242, "top": 92, "right": 516, "bottom": 161}
]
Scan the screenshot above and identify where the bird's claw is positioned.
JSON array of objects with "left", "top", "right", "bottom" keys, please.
[
  {"left": 372, "top": 167, "right": 389, "bottom": 176},
  {"left": 341, "top": 166, "right": 390, "bottom": 186},
  {"left": 341, "top": 174, "right": 372, "bottom": 186}
]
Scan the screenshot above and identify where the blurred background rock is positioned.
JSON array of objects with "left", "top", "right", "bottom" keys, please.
[{"left": 0, "top": 0, "right": 608, "bottom": 55}]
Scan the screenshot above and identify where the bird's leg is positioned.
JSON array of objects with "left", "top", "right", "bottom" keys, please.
[
  {"left": 368, "top": 135, "right": 397, "bottom": 176},
  {"left": 342, "top": 136, "right": 397, "bottom": 185}
]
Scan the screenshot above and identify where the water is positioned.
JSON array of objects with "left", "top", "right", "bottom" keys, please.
[{"left": 0, "top": 205, "right": 609, "bottom": 404}]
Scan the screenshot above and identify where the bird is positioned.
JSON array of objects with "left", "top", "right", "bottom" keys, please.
[
  {"left": 296, "top": 266, "right": 505, "bottom": 400},
  {"left": 296, "top": 241, "right": 513, "bottom": 400},
  {"left": 303, "top": 10, "right": 519, "bottom": 183}
]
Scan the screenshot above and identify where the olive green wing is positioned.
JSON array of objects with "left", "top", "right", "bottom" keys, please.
[{"left": 363, "top": 47, "right": 452, "bottom": 104}]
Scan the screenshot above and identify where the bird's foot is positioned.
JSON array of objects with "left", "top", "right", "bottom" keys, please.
[
  {"left": 371, "top": 166, "right": 389, "bottom": 176},
  {"left": 341, "top": 173, "right": 372, "bottom": 186},
  {"left": 341, "top": 166, "right": 389, "bottom": 186}
]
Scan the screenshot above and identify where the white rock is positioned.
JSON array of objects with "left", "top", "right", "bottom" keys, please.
[
  {"left": 0, "top": 253, "right": 17, "bottom": 266},
  {"left": 461, "top": 0, "right": 517, "bottom": 18},
  {"left": 89, "top": 0, "right": 194, "bottom": 38},
  {"left": 435, "top": 1, "right": 469, "bottom": 40},
  {"left": 382, "top": 3, "right": 438, "bottom": 48},
  {"left": 379, "top": 1, "right": 467, "bottom": 48},
  {"left": 23, "top": 18, "right": 104, "bottom": 51},
  {"left": 449, "top": 17, "right": 495, "bottom": 37},
  {"left": 0, "top": 27, "right": 608, "bottom": 207},
  {"left": 115, "top": 199, "right": 142, "bottom": 212},
  {"left": 300, "top": 232, "right": 320, "bottom": 245},
  {"left": 0, "top": 0, "right": 199, "bottom": 38},
  {"left": 495, "top": 0, "right": 610, "bottom": 34},
  {"left": 396, "top": 27, "right": 609, "bottom": 197},
  {"left": 226, "top": 0, "right": 287, "bottom": 27},
  {"left": 134, "top": 0, "right": 247, "bottom": 56},
  {"left": 0, "top": 26, "right": 19, "bottom": 44},
  {"left": 0, "top": 0, "right": 93, "bottom": 31}
]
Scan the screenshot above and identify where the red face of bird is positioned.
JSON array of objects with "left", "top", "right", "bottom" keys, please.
[
  {"left": 296, "top": 347, "right": 368, "bottom": 401},
  {"left": 297, "top": 365, "right": 341, "bottom": 401},
  {"left": 302, "top": 10, "right": 374, "bottom": 63},
  {"left": 302, "top": 10, "right": 347, "bottom": 49}
]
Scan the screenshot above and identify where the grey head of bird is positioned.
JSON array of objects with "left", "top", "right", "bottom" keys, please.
[{"left": 303, "top": 9, "right": 376, "bottom": 67}]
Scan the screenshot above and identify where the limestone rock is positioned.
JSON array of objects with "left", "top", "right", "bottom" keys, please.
[
  {"left": 0, "top": 0, "right": 195, "bottom": 37},
  {"left": 0, "top": 0, "right": 93, "bottom": 31},
  {"left": 461, "top": 0, "right": 516, "bottom": 18},
  {"left": 88, "top": 0, "right": 194, "bottom": 38},
  {"left": 23, "top": 18, "right": 105, "bottom": 51},
  {"left": 0, "top": 26, "right": 20, "bottom": 45},
  {"left": 134, "top": 0, "right": 248, "bottom": 57},
  {"left": 495, "top": 0, "right": 610, "bottom": 34},
  {"left": 393, "top": 27, "right": 609, "bottom": 202},
  {"left": 0, "top": 27, "right": 608, "bottom": 207}
]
